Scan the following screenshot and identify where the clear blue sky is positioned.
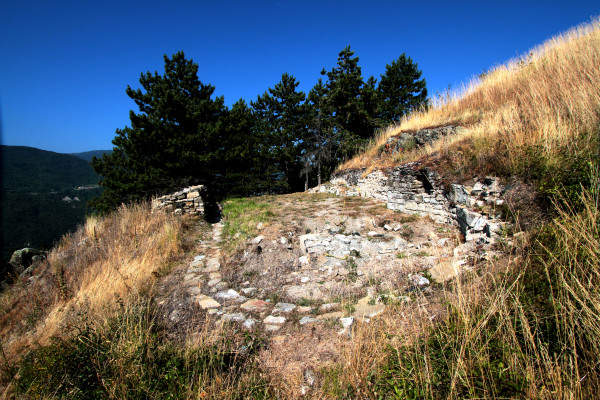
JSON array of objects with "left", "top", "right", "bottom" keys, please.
[{"left": 1, "top": 0, "right": 598, "bottom": 153}]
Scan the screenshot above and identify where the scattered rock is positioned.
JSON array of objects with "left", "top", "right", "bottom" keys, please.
[
  {"left": 215, "top": 289, "right": 247, "bottom": 303},
  {"left": 273, "top": 303, "right": 296, "bottom": 313},
  {"left": 197, "top": 295, "right": 221, "bottom": 309},
  {"left": 9, "top": 248, "right": 47, "bottom": 276},
  {"left": 240, "top": 299, "right": 270, "bottom": 312},
  {"left": 243, "top": 318, "right": 257, "bottom": 330},
  {"left": 240, "top": 287, "right": 257, "bottom": 296},
  {"left": 299, "top": 256, "right": 309, "bottom": 266},
  {"left": 264, "top": 315, "right": 286, "bottom": 325},
  {"left": 320, "top": 303, "right": 340, "bottom": 312},
  {"left": 367, "top": 231, "right": 383, "bottom": 237},
  {"left": 265, "top": 324, "right": 281, "bottom": 332},
  {"left": 338, "top": 316, "right": 354, "bottom": 335},
  {"left": 429, "top": 260, "right": 460, "bottom": 282},
  {"left": 220, "top": 313, "right": 247, "bottom": 323},
  {"left": 409, "top": 274, "right": 430, "bottom": 287},
  {"left": 299, "top": 316, "right": 319, "bottom": 325},
  {"left": 207, "top": 278, "right": 221, "bottom": 287}
]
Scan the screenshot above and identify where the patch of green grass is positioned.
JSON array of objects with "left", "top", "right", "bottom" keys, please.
[
  {"left": 346, "top": 255, "right": 358, "bottom": 282},
  {"left": 400, "top": 224, "right": 414, "bottom": 240},
  {"left": 396, "top": 251, "right": 408, "bottom": 259},
  {"left": 415, "top": 250, "right": 430, "bottom": 257},
  {"left": 298, "top": 298, "right": 320, "bottom": 307},
  {"left": 343, "top": 303, "right": 356, "bottom": 316},
  {"left": 221, "top": 197, "right": 277, "bottom": 253}
]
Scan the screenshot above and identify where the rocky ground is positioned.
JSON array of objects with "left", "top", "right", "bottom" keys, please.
[{"left": 153, "top": 192, "right": 508, "bottom": 390}]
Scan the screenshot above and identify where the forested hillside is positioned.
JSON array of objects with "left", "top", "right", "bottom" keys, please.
[
  {"left": 0, "top": 146, "right": 103, "bottom": 276},
  {"left": 68, "top": 149, "right": 113, "bottom": 162}
]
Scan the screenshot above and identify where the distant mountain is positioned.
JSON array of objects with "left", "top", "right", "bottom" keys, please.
[
  {"left": 1, "top": 145, "right": 104, "bottom": 275},
  {"left": 2, "top": 146, "right": 100, "bottom": 192},
  {"left": 68, "top": 149, "right": 113, "bottom": 162}
]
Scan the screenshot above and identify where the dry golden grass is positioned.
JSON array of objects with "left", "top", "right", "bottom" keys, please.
[
  {"left": 341, "top": 17, "right": 600, "bottom": 175},
  {"left": 320, "top": 181, "right": 600, "bottom": 399},
  {"left": 0, "top": 202, "right": 189, "bottom": 362}
]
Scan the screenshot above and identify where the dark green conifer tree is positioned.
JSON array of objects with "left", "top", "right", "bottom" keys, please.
[
  {"left": 377, "top": 54, "right": 428, "bottom": 124},
  {"left": 321, "top": 46, "right": 373, "bottom": 160},
  {"left": 251, "top": 73, "right": 306, "bottom": 192},
  {"left": 91, "top": 51, "right": 226, "bottom": 211},
  {"left": 305, "top": 78, "right": 335, "bottom": 187}
]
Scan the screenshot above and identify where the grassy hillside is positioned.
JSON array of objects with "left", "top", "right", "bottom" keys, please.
[
  {"left": 0, "top": 146, "right": 103, "bottom": 272},
  {"left": 1, "top": 19, "right": 599, "bottom": 400},
  {"left": 343, "top": 19, "right": 600, "bottom": 195}
]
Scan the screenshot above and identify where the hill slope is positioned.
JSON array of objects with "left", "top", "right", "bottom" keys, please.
[
  {"left": 1, "top": 145, "right": 103, "bottom": 269},
  {"left": 2, "top": 146, "right": 100, "bottom": 192},
  {"left": 68, "top": 149, "right": 113, "bottom": 162}
]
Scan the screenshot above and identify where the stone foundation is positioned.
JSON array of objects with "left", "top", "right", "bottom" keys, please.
[{"left": 325, "top": 163, "right": 452, "bottom": 225}]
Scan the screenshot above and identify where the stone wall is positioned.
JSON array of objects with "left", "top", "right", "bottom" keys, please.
[
  {"left": 325, "top": 162, "right": 452, "bottom": 225},
  {"left": 379, "top": 125, "right": 463, "bottom": 158},
  {"left": 152, "top": 185, "right": 206, "bottom": 216},
  {"left": 312, "top": 164, "right": 508, "bottom": 244}
]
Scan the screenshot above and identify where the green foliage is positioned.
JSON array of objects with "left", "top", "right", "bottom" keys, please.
[
  {"left": 377, "top": 54, "right": 428, "bottom": 125},
  {"left": 91, "top": 51, "right": 227, "bottom": 211},
  {"left": 321, "top": 46, "right": 373, "bottom": 159},
  {"left": 88, "top": 48, "right": 429, "bottom": 207},
  {"left": 1, "top": 145, "right": 100, "bottom": 192},
  {"left": 304, "top": 78, "right": 336, "bottom": 187},
  {"left": 368, "top": 311, "right": 527, "bottom": 399},
  {"left": 69, "top": 149, "right": 113, "bottom": 162},
  {"left": 251, "top": 73, "right": 307, "bottom": 192},
  {"left": 221, "top": 197, "right": 277, "bottom": 253},
  {"left": 0, "top": 146, "right": 104, "bottom": 273}
]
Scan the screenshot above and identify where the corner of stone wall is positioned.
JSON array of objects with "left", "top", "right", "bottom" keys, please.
[{"left": 152, "top": 185, "right": 206, "bottom": 216}]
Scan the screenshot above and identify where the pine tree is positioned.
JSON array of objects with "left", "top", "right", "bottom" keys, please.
[
  {"left": 251, "top": 73, "right": 306, "bottom": 192},
  {"left": 321, "top": 46, "right": 375, "bottom": 160},
  {"left": 305, "top": 78, "right": 334, "bottom": 187},
  {"left": 377, "top": 54, "right": 428, "bottom": 124},
  {"left": 216, "top": 99, "right": 260, "bottom": 197},
  {"left": 91, "top": 51, "right": 226, "bottom": 211}
]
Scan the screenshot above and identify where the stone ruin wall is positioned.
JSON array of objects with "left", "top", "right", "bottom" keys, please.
[
  {"left": 310, "top": 125, "right": 509, "bottom": 244},
  {"left": 152, "top": 185, "right": 206, "bottom": 216},
  {"left": 328, "top": 163, "right": 453, "bottom": 225},
  {"left": 313, "top": 164, "right": 507, "bottom": 244}
]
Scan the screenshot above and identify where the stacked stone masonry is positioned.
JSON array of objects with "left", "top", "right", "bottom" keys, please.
[
  {"left": 313, "top": 164, "right": 508, "bottom": 244},
  {"left": 327, "top": 163, "right": 452, "bottom": 225},
  {"left": 380, "top": 125, "right": 463, "bottom": 158},
  {"left": 152, "top": 185, "right": 206, "bottom": 216}
]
